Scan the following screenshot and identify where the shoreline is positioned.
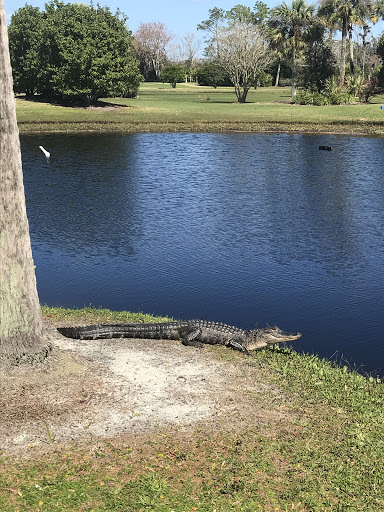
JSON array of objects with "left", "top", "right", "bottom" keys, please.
[
  {"left": 18, "top": 119, "right": 384, "bottom": 136},
  {"left": 16, "top": 85, "right": 384, "bottom": 137}
]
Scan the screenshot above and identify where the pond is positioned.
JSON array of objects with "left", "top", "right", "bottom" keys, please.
[{"left": 21, "top": 132, "right": 384, "bottom": 376}]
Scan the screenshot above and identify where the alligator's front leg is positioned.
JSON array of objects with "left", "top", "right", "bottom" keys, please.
[
  {"left": 226, "top": 339, "right": 250, "bottom": 356},
  {"left": 181, "top": 328, "right": 205, "bottom": 349}
]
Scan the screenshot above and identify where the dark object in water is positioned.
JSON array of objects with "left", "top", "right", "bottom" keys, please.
[{"left": 319, "top": 145, "right": 332, "bottom": 151}]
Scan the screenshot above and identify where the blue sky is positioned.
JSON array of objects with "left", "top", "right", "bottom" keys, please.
[
  {"left": 4, "top": 0, "right": 250, "bottom": 38},
  {"left": 4, "top": 0, "right": 384, "bottom": 43}
]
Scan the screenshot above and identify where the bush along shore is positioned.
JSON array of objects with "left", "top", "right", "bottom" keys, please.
[
  {"left": 16, "top": 83, "right": 384, "bottom": 137},
  {"left": 0, "top": 306, "right": 383, "bottom": 511}
]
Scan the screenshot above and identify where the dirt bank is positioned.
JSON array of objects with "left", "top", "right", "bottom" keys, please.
[{"left": 0, "top": 324, "right": 293, "bottom": 457}]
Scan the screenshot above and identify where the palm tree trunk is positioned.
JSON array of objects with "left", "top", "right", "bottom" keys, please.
[
  {"left": 0, "top": 0, "right": 51, "bottom": 367},
  {"left": 291, "top": 50, "right": 297, "bottom": 97},
  {"left": 274, "top": 57, "right": 281, "bottom": 87},
  {"left": 339, "top": 16, "right": 348, "bottom": 85},
  {"left": 348, "top": 26, "right": 354, "bottom": 77}
]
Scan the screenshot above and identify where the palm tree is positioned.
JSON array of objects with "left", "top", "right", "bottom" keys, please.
[
  {"left": 377, "top": 0, "right": 384, "bottom": 18},
  {"left": 269, "top": 26, "right": 288, "bottom": 87},
  {"left": 270, "top": 0, "right": 315, "bottom": 97},
  {"left": 0, "top": 0, "right": 50, "bottom": 367},
  {"left": 318, "top": 0, "right": 375, "bottom": 84}
]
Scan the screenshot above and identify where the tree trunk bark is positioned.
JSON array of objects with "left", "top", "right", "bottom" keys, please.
[
  {"left": 348, "top": 27, "right": 354, "bottom": 77},
  {"left": 234, "top": 83, "right": 249, "bottom": 103},
  {"left": 339, "top": 17, "right": 348, "bottom": 85},
  {"left": 274, "top": 58, "right": 281, "bottom": 87},
  {"left": 0, "top": 0, "right": 51, "bottom": 367},
  {"left": 291, "top": 52, "right": 297, "bottom": 98}
]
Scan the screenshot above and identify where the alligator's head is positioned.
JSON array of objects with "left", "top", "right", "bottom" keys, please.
[{"left": 246, "top": 326, "right": 301, "bottom": 351}]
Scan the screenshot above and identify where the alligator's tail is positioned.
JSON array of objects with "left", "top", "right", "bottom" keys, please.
[{"left": 57, "top": 323, "right": 182, "bottom": 340}]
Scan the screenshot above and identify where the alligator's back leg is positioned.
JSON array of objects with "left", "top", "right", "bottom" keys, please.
[
  {"left": 181, "top": 328, "right": 204, "bottom": 349},
  {"left": 227, "top": 339, "right": 250, "bottom": 356}
]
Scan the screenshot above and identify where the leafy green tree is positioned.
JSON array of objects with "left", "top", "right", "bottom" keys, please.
[
  {"left": 8, "top": 1, "right": 142, "bottom": 104},
  {"left": 47, "top": 2, "right": 141, "bottom": 104},
  {"left": 270, "top": 0, "right": 315, "bottom": 97},
  {"left": 377, "top": 0, "right": 384, "bottom": 18},
  {"left": 377, "top": 32, "right": 384, "bottom": 59},
  {"left": 254, "top": 1, "right": 271, "bottom": 27},
  {"left": 226, "top": 4, "right": 255, "bottom": 23},
  {"left": 197, "top": 7, "right": 226, "bottom": 58},
  {"left": 377, "top": 33, "right": 384, "bottom": 85},
  {"left": 195, "top": 62, "right": 231, "bottom": 87},
  {"left": 161, "top": 64, "right": 186, "bottom": 87},
  {"left": 300, "top": 23, "right": 337, "bottom": 92},
  {"left": 8, "top": 5, "right": 43, "bottom": 95}
]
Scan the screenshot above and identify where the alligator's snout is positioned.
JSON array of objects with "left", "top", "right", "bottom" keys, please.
[
  {"left": 264, "top": 327, "right": 302, "bottom": 344},
  {"left": 246, "top": 326, "right": 301, "bottom": 350}
]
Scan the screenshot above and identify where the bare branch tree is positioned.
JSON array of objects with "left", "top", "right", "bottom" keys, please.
[
  {"left": 169, "top": 33, "right": 201, "bottom": 81},
  {"left": 135, "top": 22, "right": 172, "bottom": 80},
  {"left": 216, "top": 22, "right": 271, "bottom": 103},
  {"left": 181, "top": 33, "right": 201, "bottom": 68}
]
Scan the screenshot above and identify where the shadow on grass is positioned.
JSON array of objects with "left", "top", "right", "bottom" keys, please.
[
  {"left": 17, "top": 94, "right": 130, "bottom": 109},
  {"left": 199, "top": 100, "right": 243, "bottom": 104}
]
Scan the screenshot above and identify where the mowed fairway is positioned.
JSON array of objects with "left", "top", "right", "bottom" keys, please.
[{"left": 16, "top": 82, "right": 384, "bottom": 134}]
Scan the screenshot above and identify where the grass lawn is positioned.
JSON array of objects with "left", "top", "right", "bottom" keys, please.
[
  {"left": 1, "top": 307, "right": 384, "bottom": 511},
  {"left": 16, "top": 82, "right": 384, "bottom": 135}
]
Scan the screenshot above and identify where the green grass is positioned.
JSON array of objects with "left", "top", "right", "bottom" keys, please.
[
  {"left": 41, "top": 305, "right": 173, "bottom": 324},
  {"left": 1, "top": 307, "right": 384, "bottom": 511},
  {"left": 16, "top": 82, "right": 384, "bottom": 135}
]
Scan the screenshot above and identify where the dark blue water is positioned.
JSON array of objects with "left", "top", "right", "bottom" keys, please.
[{"left": 21, "top": 132, "right": 384, "bottom": 375}]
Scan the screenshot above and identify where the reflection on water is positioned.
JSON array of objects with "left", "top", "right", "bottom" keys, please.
[{"left": 21, "top": 132, "right": 384, "bottom": 375}]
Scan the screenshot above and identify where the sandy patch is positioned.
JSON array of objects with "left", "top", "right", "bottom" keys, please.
[{"left": 0, "top": 325, "right": 292, "bottom": 456}]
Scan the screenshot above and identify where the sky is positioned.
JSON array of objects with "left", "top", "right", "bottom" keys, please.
[{"left": 4, "top": 0, "right": 384, "bottom": 44}]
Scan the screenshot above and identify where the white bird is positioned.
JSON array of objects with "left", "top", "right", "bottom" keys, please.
[{"left": 39, "top": 146, "right": 50, "bottom": 158}]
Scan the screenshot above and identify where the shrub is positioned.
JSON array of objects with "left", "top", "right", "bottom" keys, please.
[
  {"left": 278, "top": 77, "right": 291, "bottom": 87},
  {"left": 293, "top": 87, "right": 354, "bottom": 106},
  {"left": 293, "top": 91, "right": 330, "bottom": 105},
  {"left": 256, "top": 71, "right": 273, "bottom": 87},
  {"left": 354, "top": 76, "right": 384, "bottom": 103},
  {"left": 327, "top": 91, "right": 354, "bottom": 105},
  {"left": 347, "top": 74, "right": 365, "bottom": 98},
  {"left": 312, "top": 92, "right": 329, "bottom": 106},
  {"left": 293, "top": 90, "right": 314, "bottom": 104}
]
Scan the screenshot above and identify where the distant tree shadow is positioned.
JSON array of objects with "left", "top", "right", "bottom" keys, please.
[{"left": 17, "top": 94, "right": 129, "bottom": 108}]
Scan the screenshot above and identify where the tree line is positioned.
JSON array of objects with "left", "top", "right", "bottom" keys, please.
[
  {"left": 194, "top": 0, "right": 384, "bottom": 102},
  {"left": 135, "top": 1, "right": 384, "bottom": 103},
  {"left": 8, "top": 0, "right": 384, "bottom": 105}
]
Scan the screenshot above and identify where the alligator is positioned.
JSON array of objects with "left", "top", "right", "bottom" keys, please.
[{"left": 57, "top": 320, "right": 301, "bottom": 355}]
